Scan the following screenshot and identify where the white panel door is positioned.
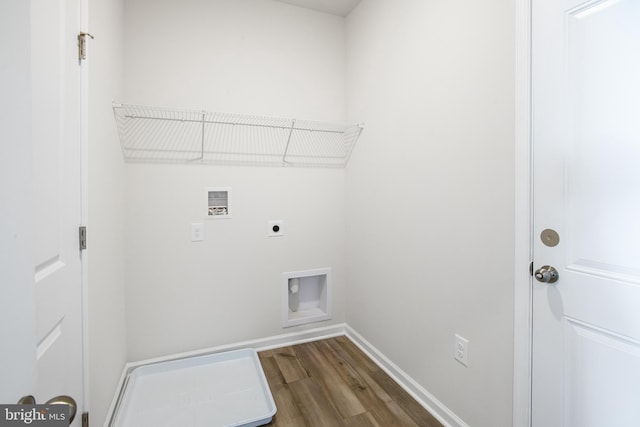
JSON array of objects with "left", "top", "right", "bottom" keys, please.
[
  {"left": 532, "top": 0, "right": 640, "bottom": 426},
  {"left": 31, "top": 0, "right": 84, "bottom": 422}
]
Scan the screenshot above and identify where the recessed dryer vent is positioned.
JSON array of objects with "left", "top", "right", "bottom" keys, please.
[{"left": 282, "top": 268, "right": 331, "bottom": 327}]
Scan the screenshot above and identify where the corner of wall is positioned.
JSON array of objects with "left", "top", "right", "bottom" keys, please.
[{"left": 87, "top": 0, "right": 128, "bottom": 424}]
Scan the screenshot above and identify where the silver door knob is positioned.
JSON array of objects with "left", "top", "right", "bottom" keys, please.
[{"left": 534, "top": 265, "right": 559, "bottom": 284}]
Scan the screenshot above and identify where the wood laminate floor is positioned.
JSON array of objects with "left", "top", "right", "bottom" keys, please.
[{"left": 258, "top": 336, "right": 444, "bottom": 427}]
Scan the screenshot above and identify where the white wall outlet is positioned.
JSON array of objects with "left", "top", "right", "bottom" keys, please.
[
  {"left": 267, "top": 220, "right": 284, "bottom": 237},
  {"left": 454, "top": 334, "right": 469, "bottom": 367},
  {"left": 191, "top": 223, "right": 204, "bottom": 242}
]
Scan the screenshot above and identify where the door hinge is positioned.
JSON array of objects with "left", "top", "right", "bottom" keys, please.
[
  {"left": 79, "top": 226, "right": 87, "bottom": 251},
  {"left": 77, "top": 32, "right": 94, "bottom": 61},
  {"left": 82, "top": 412, "right": 89, "bottom": 427}
]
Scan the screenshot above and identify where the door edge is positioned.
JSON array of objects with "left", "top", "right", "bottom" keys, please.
[{"left": 514, "top": 0, "right": 533, "bottom": 426}]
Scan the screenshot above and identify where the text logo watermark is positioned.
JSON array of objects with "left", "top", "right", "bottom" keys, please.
[{"left": 0, "top": 405, "right": 68, "bottom": 426}]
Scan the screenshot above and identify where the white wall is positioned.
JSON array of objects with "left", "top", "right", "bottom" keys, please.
[
  {"left": 117, "top": 1, "right": 517, "bottom": 425},
  {"left": 87, "top": 0, "right": 128, "bottom": 424},
  {"left": 123, "top": 0, "right": 347, "bottom": 361},
  {"left": 345, "top": 1, "right": 515, "bottom": 426},
  {"left": 124, "top": 0, "right": 345, "bottom": 120}
]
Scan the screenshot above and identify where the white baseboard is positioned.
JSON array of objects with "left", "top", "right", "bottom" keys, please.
[
  {"left": 127, "top": 323, "right": 348, "bottom": 371},
  {"left": 344, "top": 326, "right": 469, "bottom": 427},
  {"left": 104, "top": 323, "right": 467, "bottom": 427}
]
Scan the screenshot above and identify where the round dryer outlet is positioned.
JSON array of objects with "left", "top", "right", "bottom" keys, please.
[{"left": 267, "top": 220, "right": 284, "bottom": 237}]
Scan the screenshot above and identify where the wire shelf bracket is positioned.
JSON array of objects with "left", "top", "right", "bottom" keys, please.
[{"left": 112, "top": 102, "right": 364, "bottom": 168}]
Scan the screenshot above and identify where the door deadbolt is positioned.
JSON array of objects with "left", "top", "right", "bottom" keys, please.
[
  {"left": 534, "top": 265, "right": 559, "bottom": 284},
  {"left": 540, "top": 228, "right": 560, "bottom": 247}
]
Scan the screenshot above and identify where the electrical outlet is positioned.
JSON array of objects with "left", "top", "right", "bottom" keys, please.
[
  {"left": 454, "top": 334, "right": 469, "bottom": 367},
  {"left": 267, "top": 220, "right": 284, "bottom": 237}
]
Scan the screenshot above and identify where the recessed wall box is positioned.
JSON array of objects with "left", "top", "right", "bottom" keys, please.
[
  {"left": 206, "top": 187, "right": 231, "bottom": 219},
  {"left": 282, "top": 268, "right": 331, "bottom": 327}
]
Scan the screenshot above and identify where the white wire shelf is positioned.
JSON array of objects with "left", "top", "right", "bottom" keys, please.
[{"left": 112, "top": 103, "right": 363, "bottom": 168}]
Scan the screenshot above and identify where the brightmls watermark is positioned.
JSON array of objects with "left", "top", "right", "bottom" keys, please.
[{"left": 0, "top": 405, "right": 68, "bottom": 426}]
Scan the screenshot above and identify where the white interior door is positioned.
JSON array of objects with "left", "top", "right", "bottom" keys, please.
[
  {"left": 532, "top": 0, "right": 640, "bottom": 426},
  {"left": 0, "top": 0, "right": 85, "bottom": 422}
]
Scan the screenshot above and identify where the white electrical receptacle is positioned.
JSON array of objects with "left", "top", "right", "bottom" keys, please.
[{"left": 454, "top": 334, "right": 469, "bottom": 367}]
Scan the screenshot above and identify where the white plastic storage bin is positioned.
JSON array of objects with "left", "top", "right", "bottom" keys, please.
[{"left": 282, "top": 268, "right": 332, "bottom": 327}]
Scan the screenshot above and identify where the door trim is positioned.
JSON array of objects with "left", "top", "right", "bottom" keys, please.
[
  {"left": 514, "top": 0, "right": 533, "bottom": 426},
  {"left": 80, "top": 0, "right": 90, "bottom": 415}
]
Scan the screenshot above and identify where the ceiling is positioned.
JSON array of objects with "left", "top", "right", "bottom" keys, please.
[{"left": 272, "top": 0, "right": 362, "bottom": 17}]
